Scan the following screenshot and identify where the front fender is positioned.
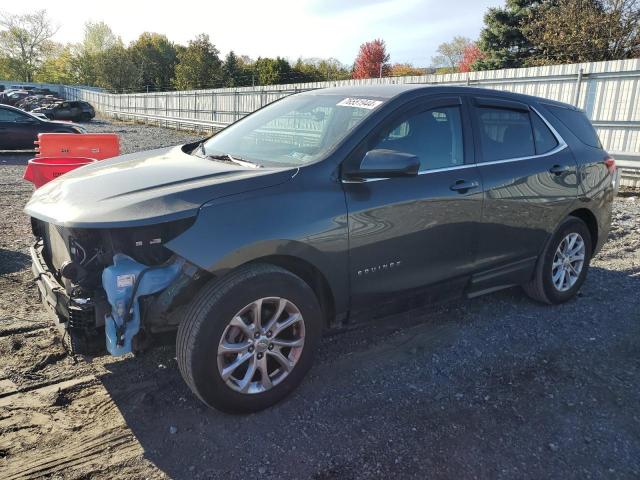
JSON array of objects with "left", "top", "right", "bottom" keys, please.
[{"left": 165, "top": 175, "right": 350, "bottom": 315}]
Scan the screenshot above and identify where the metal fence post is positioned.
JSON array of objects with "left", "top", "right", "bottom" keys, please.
[
  {"left": 574, "top": 67, "right": 584, "bottom": 107},
  {"left": 234, "top": 90, "right": 238, "bottom": 122}
]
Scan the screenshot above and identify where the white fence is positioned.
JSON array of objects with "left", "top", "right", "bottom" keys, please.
[{"left": 60, "top": 58, "right": 640, "bottom": 185}]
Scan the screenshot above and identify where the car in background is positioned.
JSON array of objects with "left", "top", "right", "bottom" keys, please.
[
  {"left": 0, "top": 85, "right": 4, "bottom": 92},
  {"left": 10, "top": 85, "right": 35, "bottom": 91},
  {"left": 0, "top": 104, "right": 85, "bottom": 150},
  {"left": 32, "top": 101, "right": 95, "bottom": 122},
  {"left": 0, "top": 90, "right": 30, "bottom": 106}
]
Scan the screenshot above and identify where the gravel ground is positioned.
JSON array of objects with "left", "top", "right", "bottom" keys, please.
[{"left": 0, "top": 119, "right": 639, "bottom": 479}]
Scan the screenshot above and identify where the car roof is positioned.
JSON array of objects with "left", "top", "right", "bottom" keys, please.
[
  {"left": 303, "top": 84, "right": 576, "bottom": 110},
  {"left": 0, "top": 104, "right": 25, "bottom": 112}
]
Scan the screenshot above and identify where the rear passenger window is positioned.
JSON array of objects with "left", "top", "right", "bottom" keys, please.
[
  {"left": 373, "top": 106, "right": 464, "bottom": 172},
  {"left": 546, "top": 105, "right": 602, "bottom": 148},
  {"left": 476, "top": 108, "right": 534, "bottom": 161},
  {"left": 531, "top": 112, "right": 558, "bottom": 154}
]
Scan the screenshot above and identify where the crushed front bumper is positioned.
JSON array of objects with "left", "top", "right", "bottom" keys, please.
[
  {"left": 30, "top": 239, "right": 70, "bottom": 322},
  {"left": 30, "top": 239, "right": 105, "bottom": 353}
]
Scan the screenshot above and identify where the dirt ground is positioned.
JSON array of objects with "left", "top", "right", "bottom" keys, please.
[{"left": 0, "top": 119, "right": 639, "bottom": 479}]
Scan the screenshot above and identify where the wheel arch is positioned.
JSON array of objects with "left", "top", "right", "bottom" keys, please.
[
  {"left": 567, "top": 208, "right": 598, "bottom": 252},
  {"left": 246, "top": 255, "right": 337, "bottom": 328},
  {"left": 172, "top": 238, "right": 345, "bottom": 329}
]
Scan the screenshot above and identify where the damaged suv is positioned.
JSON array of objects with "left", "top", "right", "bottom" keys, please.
[{"left": 25, "top": 85, "right": 616, "bottom": 412}]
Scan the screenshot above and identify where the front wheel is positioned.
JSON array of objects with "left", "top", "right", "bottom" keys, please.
[
  {"left": 523, "top": 216, "right": 592, "bottom": 304},
  {"left": 176, "top": 264, "right": 322, "bottom": 413}
]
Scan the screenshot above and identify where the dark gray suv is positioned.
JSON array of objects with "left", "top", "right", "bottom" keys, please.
[{"left": 25, "top": 85, "right": 616, "bottom": 412}]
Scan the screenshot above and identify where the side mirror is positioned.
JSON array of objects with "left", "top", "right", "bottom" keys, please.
[{"left": 347, "top": 149, "right": 420, "bottom": 179}]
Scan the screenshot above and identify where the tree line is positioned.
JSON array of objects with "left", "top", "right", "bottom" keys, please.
[{"left": 1, "top": 0, "right": 638, "bottom": 93}]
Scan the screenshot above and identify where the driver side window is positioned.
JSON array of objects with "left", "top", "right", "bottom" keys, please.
[{"left": 373, "top": 106, "right": 464, "bottom": 172}]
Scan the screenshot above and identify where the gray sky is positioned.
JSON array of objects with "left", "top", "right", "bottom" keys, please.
[{"left": 6, "top": 0, "right": 504, "bottom": 66}]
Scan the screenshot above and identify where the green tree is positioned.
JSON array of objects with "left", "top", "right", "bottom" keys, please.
[
  {"left": 290, "top": 57, "right": 351, "bottom": 82},
  {"left": 72, "top": 21, "right": 120, "bottom": 86},
  {"left": 253, "top": 57, "right": 291, "bottom": 85},
  {"left": 34, "top": 43, "right": 75, "bottom": 84},
  {"left": 223, "top": 50, "right": 241, "bottom": 87},
  {"left": 431, "top": 36, "right": 473, "bottom": 70},
  {"left": 95, "top": 42, "right": 140, "bottom": 92},
  {"left": 522, "top": 0, "right": 640, "bottom": 65},
  {"left": 129, "top": 32, "right": 178, "bottom": 91},
  {"left": 0, "top": 56, "right": 12, "bottom": 78},
  {"left": 0, "top": 10, "right": 58, "bottom": 81},
  {"left": 174, "top": 34, "right": 222, "bottom": 90},
  {"left": 475, "top": 0, "right": 540, "bottom": 70}
]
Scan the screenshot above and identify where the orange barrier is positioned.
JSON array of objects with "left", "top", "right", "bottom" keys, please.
[
  {"left": 36, "top": 133, "right": 120, "bottom": 160},
  {"left": 23, "top": 157, "right": 97, "bottom": 189}
]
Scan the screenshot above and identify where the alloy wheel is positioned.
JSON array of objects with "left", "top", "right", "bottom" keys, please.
[
  {"left": 551, "top": 232, "right": 586, "bottom": 292},
  {"left": 217, "top": 297, "right": 305, "bottom": 394}
]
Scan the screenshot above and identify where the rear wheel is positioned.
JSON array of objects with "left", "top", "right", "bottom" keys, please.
[
  {"left": 176, "top": 264, "right": 322, "bottom": 413},
  {"left": 524, "top": 216, "right": 592, "bottom": 304}
]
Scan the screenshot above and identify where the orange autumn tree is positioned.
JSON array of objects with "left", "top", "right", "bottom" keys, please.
[
  {"left": 390, "top": 63, "right": 425, "bottom": 77},
  {"left": 353, "top": 39, "right": 391, "bottom": 79},
  {"left": 458, "top": 43, "right": 485, "bottom": 72}
]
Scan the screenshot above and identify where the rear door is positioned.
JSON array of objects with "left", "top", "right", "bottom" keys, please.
[
  {"left": 343, "top": 96, "right": 483, "bottom": 306},
  {"left": 470, "top": 96, "right": 578, "bottom": 277},
  {"left": 68, "top": 102, "right": 83, "bottom": 120}
]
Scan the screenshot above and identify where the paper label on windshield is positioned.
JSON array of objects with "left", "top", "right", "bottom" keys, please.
[{"left": 336, "top": 97, "right": 383, "bottom": 110}]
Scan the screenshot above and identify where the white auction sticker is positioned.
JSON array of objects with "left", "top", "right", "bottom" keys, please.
[
  {"left": 116, "top": 274, "right": 135, "bottom": 289},
  {"left": 336, "top": 97, "right": 383, "bottom": 110}
]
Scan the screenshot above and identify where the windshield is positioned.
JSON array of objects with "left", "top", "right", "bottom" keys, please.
[{"left": 201, "top": 94, "right": 384, "bottom": 167}]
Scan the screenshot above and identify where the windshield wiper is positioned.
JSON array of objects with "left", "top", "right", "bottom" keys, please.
[{"left": 206, "top": 153, "right": 261, "bottom": 168}]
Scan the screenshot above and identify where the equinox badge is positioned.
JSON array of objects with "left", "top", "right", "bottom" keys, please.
[{"left": 357, "top": 261, "right": 402, "bottom": 276}]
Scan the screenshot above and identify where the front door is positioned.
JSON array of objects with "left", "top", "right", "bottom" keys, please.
[
  {"left": 0, "top": 108, "right": 38, "bottom": 149},
  {"left": 55, "top": 103, "right": 72, "bottom": 120},
  {"left": 342, "top": 96, "right": 483, "bottom": 307}
]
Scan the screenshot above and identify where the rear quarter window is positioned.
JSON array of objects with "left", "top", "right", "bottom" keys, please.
[{"left": 545, "top": 105, "right": 602, "bottom": 149}]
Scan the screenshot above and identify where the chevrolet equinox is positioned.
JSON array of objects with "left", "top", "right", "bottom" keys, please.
[{"left": 25, "top": 85, "right": 616, "bottom": 412}]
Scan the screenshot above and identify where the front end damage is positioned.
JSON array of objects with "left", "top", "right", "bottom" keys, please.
[{"left": 30, "top": 217, "right": 207, "bottom": 355}]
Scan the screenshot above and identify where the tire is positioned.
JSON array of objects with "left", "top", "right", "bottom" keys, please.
[
  {"left": 523, "top": 216, "right": 593, "bottom": 304},
  {"left": 176, "top": 263, "right": 323, "bottom": 413}
]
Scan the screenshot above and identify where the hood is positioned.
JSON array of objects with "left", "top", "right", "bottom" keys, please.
[
  {"left": 25, "top": 145, "right": 297, "bottom": 228},
  {"left": 48, "top": 119, "right": 84, "bottom": 129}
]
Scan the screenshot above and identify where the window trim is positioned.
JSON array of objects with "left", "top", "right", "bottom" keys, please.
[
  {"left": 343, "top": 106, "right": 568, "bottom": 183},
  {"left": 474, "top": 96, "right": 530, "bottom": 112},
  {"left": 472, "top": 103, "right": 567, "bottom": 166}
]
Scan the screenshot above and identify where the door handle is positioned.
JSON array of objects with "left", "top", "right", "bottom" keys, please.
[
  {"left": 549, "top": 164, "right": 570, "bottom": 175},
  {"left": 449, "top": 180, "right": 479, "bottom": 193}
]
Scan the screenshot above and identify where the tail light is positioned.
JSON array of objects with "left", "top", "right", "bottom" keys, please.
[{"left": 604, "top": 156, "right": 616, "bottom": 174}]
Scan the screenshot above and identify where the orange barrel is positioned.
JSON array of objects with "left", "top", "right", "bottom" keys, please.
[
  {"left": 23, "top": 157, "right": 97, "bottom": 189},
  {"left": 36, "top": 133, "right": 120, "bottom": 160}
]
